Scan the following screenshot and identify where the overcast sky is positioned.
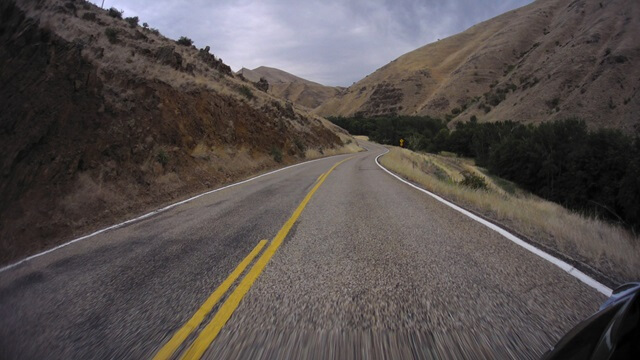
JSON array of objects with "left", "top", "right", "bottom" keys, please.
[{"left": 95, "top": 0, "right": 533, "bottom": 86}]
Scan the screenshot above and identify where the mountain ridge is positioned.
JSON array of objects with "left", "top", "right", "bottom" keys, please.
[
  {"left": 315, "top": 0, "right": 640, "bottom": 132},
  {"left": 237, "top": 66, "right": 342, "bottom": 109}
]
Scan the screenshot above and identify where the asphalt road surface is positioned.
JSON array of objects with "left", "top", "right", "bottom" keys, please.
[{"left": 0, "top": 141, "right": 606, "bottom": 359}]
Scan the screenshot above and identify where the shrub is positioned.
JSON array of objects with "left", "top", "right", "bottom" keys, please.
[
  {"left": 613, "top": 55, "right": 628, "bottom": 64},
  {"left": 156, "top": 150, "right": 169, "bottom": 165},
  {"left": 142, "top": 22, "right": 149, "bottom": 29},
  {"left": 105, "top": 28, "right": 118, "bottom": 43},
  {"left": 547, "top": 97, "right": 560, "bottom": 109},
  {"left": 459, "top": 171, "right": 488, "bottom": 190},
  {"left": 108, "top": 7, "right": 123, "bottom": 19},
  {"left": 270, "top": 147, "right": 283, "bottom": 163},
  {"left": 125, "top": 16, "right": 139, "bottom": 28},
  {"left": 239, "top": 85, "right": 254, "bottom": 100},
  {"left": 503, "top": 64, "right": 515, "bottom": 75},
  {"left": 294, "top": 138, "right": 306, "bottom": 152},
  {"left": 176, "top": 36, "right": 193, "bottom": 46},
  {"left": 82, "top": 12, "right": 96, "bottom": 21}
]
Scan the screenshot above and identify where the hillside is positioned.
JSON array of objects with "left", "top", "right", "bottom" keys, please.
[
  {"left": 316, "top": 0, "right": 640, "bottom": 132},
  {"left": 0, "top": 0, "right": 359, "bottom": 264},
  {"left": 237, "top": 66, "right": 342, "bottom": 109}
]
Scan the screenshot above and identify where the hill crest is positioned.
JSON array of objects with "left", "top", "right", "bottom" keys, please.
[
  {"left": 237, "top": 66, "right": 342, "bottom": 109},
  {"left": 316, "top": 0, "right": 640, "bottom": 132}
]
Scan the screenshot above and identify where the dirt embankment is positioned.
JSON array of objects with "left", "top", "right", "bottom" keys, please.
[{"left": 0, "top": 1, "right": 351, "bottom": 265}]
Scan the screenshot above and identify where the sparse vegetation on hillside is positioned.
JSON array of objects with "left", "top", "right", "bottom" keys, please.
[
  {"left": 459, "top": 170, "right": 487, "bottom": 190},
  {"left": 156, "top": 150, "right": 169, "bottom": 165},
  {"left": 293, "top": 138, "right": 306, "bottom": 153},
  {"left": 238, "top": 85, "right": 255, "bottom": 100},
  {"left": 0, "top": 0, "right": 358, "bottom": 265},
  {"left": 270, "top": 147, "right": 283, "bottom": 163},
  {"left": 107, "top": 7, "right": 122, "bottom": 19},
  {"left": 317, "top": 0, "right": 639, "bottom": 131},
  {"left": 104, "top": 27, "right": 118, "bottom": 44},
  {"left": 124, "top": 16, "right": 139, "bottom": 28},
  {"left": 176, "top": 36, "right": 193, "bottom": 46}
]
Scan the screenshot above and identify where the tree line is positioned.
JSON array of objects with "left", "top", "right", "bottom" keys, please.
[{"left": 329, "top": 115, "right": 640, "bottom": 231}]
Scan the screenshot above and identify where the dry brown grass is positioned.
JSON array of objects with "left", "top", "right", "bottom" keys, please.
[
  {"left": 22, "top": 0, "right": 300, "bottom": 112},
  {"left": 304, "top": 121, "right": 364, "bottom": 159},
  {"left": 380, "top": 147, "right": 640, "bottom": 283},
  {"left": 1, "top": 0, "right": 365, "bottom": 265},
  {"left": 305, "top": 143, "right": 362, "bottom": 159},
  {"left": 315, "top": 0, "right": 640, "bottom": 132}
]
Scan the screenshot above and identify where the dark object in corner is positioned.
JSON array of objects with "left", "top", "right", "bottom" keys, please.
[{"left": 542, "top": 282, "right": 640, "bottom": 359}]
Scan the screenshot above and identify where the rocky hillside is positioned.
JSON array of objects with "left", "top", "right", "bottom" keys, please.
[
  {"left": 317, "top": 0, "right": 640, "bottom": 132},
  {"left": 0, "top": 0, "right": 358, "bottom": 264},
  {"left": 237, "top": 66, "right": 342, "bottom": 110}
]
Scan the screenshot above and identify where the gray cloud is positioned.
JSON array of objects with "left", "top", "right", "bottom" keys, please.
[{"left": 97, "top": 0, "right": 533, "bottom": 86}]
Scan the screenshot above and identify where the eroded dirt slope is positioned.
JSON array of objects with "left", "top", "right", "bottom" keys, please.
[{"left": 0, "top": 0, "right": 355, "bottom": 264}]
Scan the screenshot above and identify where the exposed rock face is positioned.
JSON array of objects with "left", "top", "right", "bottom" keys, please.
[
  {"left": 255, "top": 77, "right": 269, "bottom": 92},
  {"left": 197, "top": 45, "right": 232, "bottom": 75},
  {"left": 317, "top": 0, "right": 640, "bottom": 132},
  {"left": 155, "top": 46, "right": 182, "bottom": 69},
  {"left": 354, "top": 82, "right": 404, "bottom": 117}
]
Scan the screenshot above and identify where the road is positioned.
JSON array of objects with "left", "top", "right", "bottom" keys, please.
[{"left": 0, "top": 141, "right": 605, "bottom": 359}]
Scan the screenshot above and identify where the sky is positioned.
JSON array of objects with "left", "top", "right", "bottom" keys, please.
[{"left": 95, "top": 0, "right": 533, "bottom": 86}]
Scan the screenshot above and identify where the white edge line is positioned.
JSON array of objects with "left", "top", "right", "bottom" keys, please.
[
  {"left": 374, "top": 149, "right": 613, "bottom": 297},
  {"left": 0, "top": 153, "right": 350, "bottom": 273}
]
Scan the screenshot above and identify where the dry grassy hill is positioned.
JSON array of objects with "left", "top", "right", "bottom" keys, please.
[
  {"left": 237, "top": 66, "right": 342, "bottom": 109},
  {"left": 0, "top": 0, "right": 359, "bottom": 264},
  {"left": 317, "top": 0, "right": 640, "bottom": 132}
]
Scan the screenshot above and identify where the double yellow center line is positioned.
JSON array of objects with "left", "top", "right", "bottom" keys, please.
[{"left": 153, "top": 156, "right": 352, "bottom": 360}]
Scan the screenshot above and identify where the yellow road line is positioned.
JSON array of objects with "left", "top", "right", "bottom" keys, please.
[
  {"left": 315, "top": 172, "right": 326, "bottom": 184},
  {"left": 153, "top": 240, "right": 268, "bottom": 360},
  {"left": 181, "top": 156, "right": 353, "bottom": 360}
]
